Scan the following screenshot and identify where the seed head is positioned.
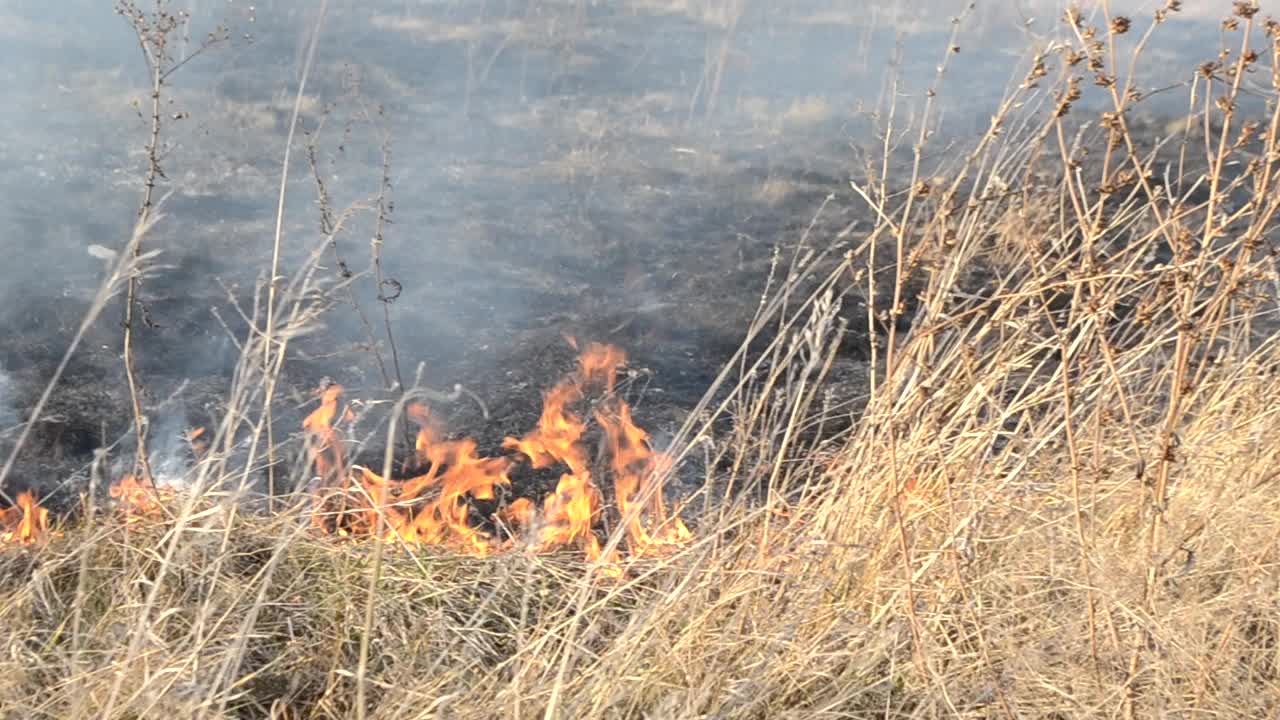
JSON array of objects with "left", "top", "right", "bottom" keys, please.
[{"left": 1233, "top": 1, "right": 1258, "bottom": 20}]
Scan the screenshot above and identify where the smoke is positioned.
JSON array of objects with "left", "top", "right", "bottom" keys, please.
[
  {"left": 0, "top": 0, "right": 1232, "bottom": 472},
  {"left": 0, "top": 364, "right": 15, "bottom": 433},
  {"left": 146, "top": 412, "right": 197, "bottom": 490}
]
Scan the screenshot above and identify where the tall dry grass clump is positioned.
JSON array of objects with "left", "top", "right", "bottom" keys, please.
[{"left": 2, "top": 2, "right": 1280, "bottom": 718}]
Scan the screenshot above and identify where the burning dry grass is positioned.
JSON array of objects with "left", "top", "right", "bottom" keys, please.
[
  {"left": 3, "top": 2, "right": 1280, "bottom": 718},
  {"left": 0, "top": 490, "right": 48, "bottom": 544},
  {"left": 298, "top": 341, "right": 690, "bottom": 566},
  {"left": 6, "top": 338, "right": 1277, "bottom": 718}
]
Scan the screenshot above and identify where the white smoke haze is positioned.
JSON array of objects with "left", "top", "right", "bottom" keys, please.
[
  {"left": 0, "top": 0, "right": 1239, "bottom": 473},
  {"left": 0, "top": 366, "right": 15, "bottom": 433}
]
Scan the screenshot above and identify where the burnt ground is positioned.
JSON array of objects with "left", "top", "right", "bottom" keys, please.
[
  {"left": 0, "top": 1, "right": 1233, "bottom": 516},
  {"left": 0, "top": 134, "right": 874, "bottom": 516}
]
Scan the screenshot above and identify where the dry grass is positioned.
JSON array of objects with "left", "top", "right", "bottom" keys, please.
[{"left": 3, "top": 2, "right": 1280, "bottom": 718}]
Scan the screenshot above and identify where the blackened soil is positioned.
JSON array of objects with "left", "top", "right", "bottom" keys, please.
[{"left": 0, "top": 0, "right": 1084, "bottom": 513}]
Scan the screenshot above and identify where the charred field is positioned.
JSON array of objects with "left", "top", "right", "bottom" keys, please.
[
  {"left": 3, "top": 1, "right": 1280, "bottom": 718},
  {"left": 1, "top": 0, "right": 901, "bottom": 512}
]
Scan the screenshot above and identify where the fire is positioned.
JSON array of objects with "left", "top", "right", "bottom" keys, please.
[
  {"left": 403, "top": 421, "right": 513, "bottom": 554},
  {"left": 0, "top": 490, "right": 50, "bottom": 546},
  {"left": 305, "top": 342, "right": 692, "bottom": 570},
  {"left": 303, "top": 384, "right": 353, "bottom": 491},
  {"left": 310, "top": 402, "right": 514, "bottom": 554},
  {"left": 576, "top": 341, "right": 627, "bottom": 391},
  {"left": 109, "top": 475, "right": 175, "bottom": 522},
  {"left": 304, "top": 384, "right": 356, "bottom": 532},
  {"left": 187, "top": 426, "right": 209, "bottom": 460},
  {"left": 502, "top": 379, "right": 604, "bottom": 558},
  {"left": 597, "top": 400, "right": 692, "bottom": 556},
  {"left": 15, "top": 340, "right": 691, "bottom": 566},
  {"left": 3, "top": 343, "right": 690, "bottom": 572}
]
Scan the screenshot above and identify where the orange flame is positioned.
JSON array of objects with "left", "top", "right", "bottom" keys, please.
[
  {"left": 312, "top": 401, "right": 513, "bottom": 554},
  {"left": 597, "top": 400, "right": 691, "bottom": 556},
  {"left": 0, "top": 491, "right": 50, "bottom": 545},
  {"left": 497, "top": 497, "right": 535, "bottom": 530},
  {"left": 304, "top": 384, "right": 353, "bottom": 490},
  {"left": 303, "top": 342, "right": 690, "bottom": 571},
  {"left": 109, "top": 475, "right": 175, "bottom": 522},
  {"left": 187, "top": 426, "right": 209, "bottom": 460},
  {"left": 503, "top": 380, "right": 605, "bottom": 558},
  {"left": 393, "top": 403, "right": 513, "bottom": 553},
  {"left": 578, "top": 342, "right": 627, "bottom": 392},
  {"left": 11, "top": 345, "right": 677, "bottom": 564},
  {"left": 305, "top": 384, "right": 357, "bottom": 532}
]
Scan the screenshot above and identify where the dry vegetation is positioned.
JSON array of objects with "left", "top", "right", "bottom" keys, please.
[{"left": 3, "top": 1, "right": 1280, "bottom": 718}]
